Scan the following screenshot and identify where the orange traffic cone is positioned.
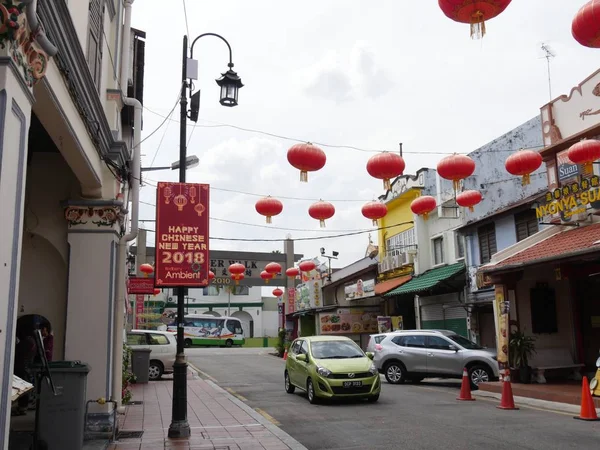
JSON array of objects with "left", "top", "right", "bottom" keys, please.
[
  {"left": 457, "top": 367, "right": 475, "bottom": 401},
  {"left": 497, "top": 369, "right": 519, "bottom": 410},
  {"left": 574, "top": 377, "right": 600, "bottom": 421},
  {"left": 283, "top": 348, "right": 288, "bottom": 360}
]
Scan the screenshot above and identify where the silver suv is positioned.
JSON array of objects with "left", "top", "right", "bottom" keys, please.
[{"left": 370, "top": 330, "right": 499, "bottom": 388}]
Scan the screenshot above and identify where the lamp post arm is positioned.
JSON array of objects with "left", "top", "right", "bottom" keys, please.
[{"left": 189, "top": 33, "right": 234, "bottom": 67}]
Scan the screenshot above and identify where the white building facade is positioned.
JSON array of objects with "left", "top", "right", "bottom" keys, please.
[{"left": 0, "top": 0, "right": 144, "bottom": 444}]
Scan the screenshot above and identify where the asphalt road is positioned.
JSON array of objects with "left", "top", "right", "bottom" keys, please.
[{"left": 186, "top": 348, "right": 600, "bottom": 450}]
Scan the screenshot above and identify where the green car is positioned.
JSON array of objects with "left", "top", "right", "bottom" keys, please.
[{"left": 284, "top": 335, "right": 381, "bottom": 404}]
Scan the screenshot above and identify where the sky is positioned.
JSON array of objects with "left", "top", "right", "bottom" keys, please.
[{"left": 131, "top": 1, "right": 599, "bottom": 270}]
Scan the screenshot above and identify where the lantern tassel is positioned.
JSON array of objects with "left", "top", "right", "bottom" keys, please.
[
  {"left": 265, "top": 279, "right": 270, "bottom": 284},
  {"left": 266, "top": 216, "right": 272, "bottom": 224},
  {"left": 372, "top": 219, "right": 377, "bottom": 226},
  {"left": 470, "top": 11, "right": 486, "bottom": 40},
  {"left": 383, "top": 179, "right": 391, "bottom": 191},
  {"left": 300, "top": 170, "right": 308, "bottom": 182},
  {"left": 422, "top": 212, "right": 429, "bottom": 221},
  {"left": 320, "top": 219, "right": 326, "bottom": 228},
  {"left": 453, "top": 180, "right": 460, "bottom": 194},
  {"left": 469, "top": 206, "right": 474, "bottom": 213},
  {"left": 522, "top": 174, "right": 531, "bottom": 186}
]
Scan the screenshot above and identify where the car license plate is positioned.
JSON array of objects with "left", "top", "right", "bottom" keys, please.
[{"left": 343, "top": 381, "right": 363, "bottom": 388}]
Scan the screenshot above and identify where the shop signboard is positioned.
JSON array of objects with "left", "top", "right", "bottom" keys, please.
[
  {"left": 345, "top": 278, "right": 375, "bottom": 301},
  {"left": 318, "top": 307, "right": 380, "bottom": 335},
  {"left": 127, "top": 277, "right": 155, "bottom": 294},
  {"left": 494, "top": 286, "right": 509, "bottom": 368},
  {"left": 535, "top": 174, "right": 600, "bottom": 223},
  {"left": 295, "top": 258, "right": 327, "bottom": 311},
  {"left": 154, "top": 182, "right": 210, "bottom": 287},
  {"left": 377, "top": 316, "right": 392, "bottom": 333},
  {"left": 135, "top": 294, "right": 144, "bottom": 329},
  {"left": 287, "top": 288, "right": 296, "bottom": 315},
  {"left": 391, "top": 316, "right": 404, "bottom": 331}
]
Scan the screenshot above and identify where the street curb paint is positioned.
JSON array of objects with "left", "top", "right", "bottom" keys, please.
[
  {"left": 472, "top": 390, "right": 595, "bottom": 416},
  {"left": 204, "top": 379, "right": 309, "bottom": 450}
]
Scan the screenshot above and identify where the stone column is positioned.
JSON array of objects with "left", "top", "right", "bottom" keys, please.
[
  {"left": 63, "top": 201, "right": 125, "bottom": 405},
  {"left": 0, "top": 3, "right": 54, "bottom": 443}
]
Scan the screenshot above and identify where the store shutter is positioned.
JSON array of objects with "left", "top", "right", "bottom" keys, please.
[{"left": 421, "top": 303, "right": 444, "bottom": 330}]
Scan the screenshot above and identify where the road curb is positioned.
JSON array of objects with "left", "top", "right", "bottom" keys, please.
[
  {"left": 203, "top": 379, "right": 308, "bottom": 450},
  {"left": 472, "top": 389, "right": 598, "bottom": 415}
]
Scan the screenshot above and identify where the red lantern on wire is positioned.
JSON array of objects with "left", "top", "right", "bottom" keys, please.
[
  {"left": 366, "top": 152, "right": 405, "bottom": 191},
  {"left": 228, "top": 263, "right": 245, "bottom": 276},
  {"left": 438, "top": 0, "right": 513, "bottom": 39},
  {"left": 299, "top": 260, "right": 316, "bottom": 273},
  {"left": 153, "top": 288, "right": 161, "bottom": 296},
  {"left": 261, "top": 270, "right": 274, "bottom": 284},
  {"left": 437, "top": 153, "right": 476, "bottom": 192},
  {"left": 265, "top": 262, "right": 282, "bottom": 277},
  {"left": 309, "top": 200, "right": 335, "bottom": 228},
  {"left": 231, "top": 273, "right": 245, "bottom": 285},
  {"left": 572, "top": 0, "right": 600, "bottom": 48},
  {"left": 272, "top": 288, "right": 284, "bottom": 298},
  {"left": 361, "top": 201, "right": 388, "bottom": 225},
  {"left": 410, "top": 196, "right": 437, "bottom": 221},
  {"left": 505, "top": 149, "right": 542, "bottom": 186},
  {"left": 286, "top": 267, "right": 300, "bottom": 278},
  {"left": 255, "top": 196, "right": 283, "bottom": 224},
  {"left": 287, "top": 142, "right": 326, "bottom": 182},
  {"left": 208, "top": 270, "right": 215, "bottom": 281},
  {"left": 567, "top": 139, "right": 600, "bottom": 172},
  {"left": 139, "top": 263, "right": 154, "bottom": 277},
  {"left": 456, "top": 190, "right": 483, "bottom": 212}
]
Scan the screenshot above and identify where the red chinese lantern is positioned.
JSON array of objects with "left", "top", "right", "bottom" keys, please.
[
  {"left": 153, "top": 288, "right": 161, "bottom": 296},
  {"left": 261, "top": 270, "right": 274, "bottom": 284},
  {"left": 361, "top": 201, "right": 388, "bottom": 225},
  {"left": 287, "top": 142, "right": 326, "bottom": 182},
  {"left": 438, "top": 0, "right": 513, "bottom": 39},
  {"left": 208, "top": 270, "right": 215, "bottom": 280},
  {"left": 366, "top": 152, "right": 405, "bottom": 191},
  {"left": 567, "top": 139, "right": 600, "bottom": 172},
  {"left": 228, "top": 263, "right": 245, "bottom": 275},
  {"left": 505, "top": 150, "right": 543, "bottom": 186},
  {"left": 265, "top": 262, "right": 282, "bottom": 276},
  {"left": 286, "top": 267, "right": 300, "bottom": 278},
  {"left": 308, "top": 200, "right": 335, "bottom": 228},
  {"left": 437, "top": 153, "right": 476, "bottom": 192},
  {"left": 139, "top": 263, "right": 154, "bottom": 277},
  {"left": 410, "top": 196, "right": 437, "bottom": 221},
  {"left": 299, "top": 260, "right": 316, "bottom": 273},
  {"left": 456, "top": 190, "right": 483, "bottom": 212},
  {"left": 272, "top": 288, "right": 284, "bottom": 298},
  {"left": 255, "top": 196, "right": 283, "bottom": 224},
  {"left": 572, "top": 0, "right": 600, "bottom": 48},
  {"left": 231, "top": 273, "right": 245, "bottom": 285}
]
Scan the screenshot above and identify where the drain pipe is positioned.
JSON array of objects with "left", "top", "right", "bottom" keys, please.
[
  {"left": 22, "top": 0, "right": 58, "bottom": 56},
  {"left": 112, "top": 0, "right": 141, "bottom": 411}
]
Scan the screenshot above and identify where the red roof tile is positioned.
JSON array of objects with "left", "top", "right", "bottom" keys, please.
[
  {"left": 485, "top": 223, "right": 600, "bottom": 272},
  {"left": 375, "top": 275, "right": 411, "bottom": 295}
]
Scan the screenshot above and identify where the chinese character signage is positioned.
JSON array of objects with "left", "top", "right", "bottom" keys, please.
[
  {"left": 127, "top": 277, "right": 155, "bottom": 294},
  {"left": 495, "top": 287, "right": 508, "bottom": 367},
  {"left": 536, "top": 175, "right": 600, "bottom": 222},
  {"left": 154, "top": 182, "right": 210, "bottom": 287},
  {"left": 287, "top": 288, "right": 296, "bottom": 315},
  {"left": 135, "top": 294, "right": 144, "bottom": 329}
]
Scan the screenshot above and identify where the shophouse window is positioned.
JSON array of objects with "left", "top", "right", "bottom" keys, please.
[
  {"left": 433, "top": 237, "right": 444, "bottom": 265},
  {"left": 87, "top": 0, "right": 105, "bottom": 89},
  {"left": 478, "top": 223, "right": 497, "bottom": 264},
  {"left": 456, "top": 233, "right": 465, "bottom": 259},
  {"left": 515, "top": 209, "right": 539, "bottom": 242},
  {"left": 232, "top": 286, "right": 250, "bottom": 296},
  {"left": 385, "top": 228, "right": 416, "bottom": 255},
  {"left": 202, "top": 286, "right": 220, "bottom": 296}
]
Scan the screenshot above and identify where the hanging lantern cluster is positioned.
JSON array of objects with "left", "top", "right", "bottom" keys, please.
[
  {"left": 572, "top": 0, "right": 600, "bottom": 48},
  {"left": 260, "top": 271, "right": 274, "bottom": 284},
  {"left": 361, "top": 201, "right": 388, "bottom": 225},
  {"left": 287, "top": 142, "right": 326, "bottom": 182},
  {"left": 505, "top": 149, "right": 543, "bottom": 186},
  {"left": 228, "top": 263, "right": 246, "bottom": 285},
  {"left": 255, "top": 196, "right": 283, "bottom": 223},
  {"left": 309, "top": 200, "right": 335, "bottom": 228},
  {"left": 567, "top": 139, "right": 600, "bottom": 172},
  {"left": 265, "top": 262, "right": 282, "bottom": 277},
  {"left": 438, "top": 0, "right": 513, "bottom": 39},
  {"left": 366, "top": 152, "right": 405, "bottom": 190},
  {"left": 410, "top": 196, "right": 437, "bottom": 221},
  {"left": 437, "top": 154, "right": 476, "bottom": 192},
  {"left": 456, "top": 190, "right": 483, "bottom": 212},
  {"left": 272, "top": 288, "right": 284, "bottom": 298}
]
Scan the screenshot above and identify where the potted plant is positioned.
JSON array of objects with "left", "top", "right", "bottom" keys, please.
[{"left": 508, "top": 330, "right": 536, "bottom": 384}]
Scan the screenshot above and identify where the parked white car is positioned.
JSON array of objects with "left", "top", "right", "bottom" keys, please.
[{"left": 126, "top": 330, "right": 177, "bottom": 380}]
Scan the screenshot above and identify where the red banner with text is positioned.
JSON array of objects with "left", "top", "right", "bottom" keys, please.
[
  {"left": 154, "top": 182, "right": 210, "bottom": 287},
  {"left": 287, "top": 288, "right": 296, "bottom": 315},
  {"left": 135, "top": 294, "right": 144, "bottom": 329}
]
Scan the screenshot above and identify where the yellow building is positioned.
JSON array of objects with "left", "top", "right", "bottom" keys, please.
[{"left": 375, "top": 169, "right": 431, "bottom": 327}]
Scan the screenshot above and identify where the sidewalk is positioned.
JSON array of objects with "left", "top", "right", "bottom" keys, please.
[{"left": 108, "top": 370, "right": 307, "bottom": 450}]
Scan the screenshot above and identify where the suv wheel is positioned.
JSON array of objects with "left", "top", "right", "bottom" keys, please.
[
  {"left": 468, "top": 364, "right": 491, "bottom": 388},
  {"left": 384, "top": 362, "right": 406, "bottom": 384}
]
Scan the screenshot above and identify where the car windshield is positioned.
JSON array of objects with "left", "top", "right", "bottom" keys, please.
[
  {"left": 311, "top": 341, "right": 365, "bottom": 359},
  {"left": 447, "top": 334, "right": 484, "bottom": 350}
]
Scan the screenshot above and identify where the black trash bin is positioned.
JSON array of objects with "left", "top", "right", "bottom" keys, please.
[
  {"left": 131, "top": 348, "right": 152, "bottom": 383},
  {"left": 35, "top": 361, "right": 90, "bottom": 450}
]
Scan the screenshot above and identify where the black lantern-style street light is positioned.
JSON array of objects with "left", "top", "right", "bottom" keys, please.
[{"left": 169, "top": 32, "right": 243, "bottom": 440}]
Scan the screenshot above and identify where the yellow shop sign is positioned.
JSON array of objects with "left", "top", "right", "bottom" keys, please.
[{"left": 535, "top": 176, "right": 600, "bottom": 219}]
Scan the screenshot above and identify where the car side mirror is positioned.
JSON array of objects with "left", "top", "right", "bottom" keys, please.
[
  {"left": 449, "top": 345, "right": 458, "bottom": 352},
  {"left": 296, "top": 354, "right": 307, "bottom": 362},
  {"left": 366, "top": 352, "right": 374, "bottom": 360}
]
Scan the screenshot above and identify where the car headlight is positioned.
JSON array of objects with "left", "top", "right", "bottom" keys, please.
[
  {"left": 317, "top": 366, "right": 332, "bottom": 377},
  {"left": 369, "top": 364, "right": 377, "bottom": 376}
]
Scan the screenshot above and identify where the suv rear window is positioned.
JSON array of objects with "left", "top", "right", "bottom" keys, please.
[
  {"left": 148, "top": 334, "right": 170, "bottom": 345},
  {"left": 392, "top": 335, "right": 426, "bottom": 348},
  {"left": 373, "top": 335, "right": 386, "bottom": 344}
]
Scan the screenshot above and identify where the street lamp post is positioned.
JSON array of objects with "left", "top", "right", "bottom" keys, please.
[
  {"left": 168, "top": 33, "right": 243, "bottom": 439},
  {"left": 141, "top": 155, "right": 200, "bottom": 172},
  {"left": 320, "top": 248, "right": 339, "bottom": 282}
]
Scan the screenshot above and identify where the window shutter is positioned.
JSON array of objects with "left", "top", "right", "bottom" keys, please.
[
  {"left": 478, "top": 224, "right": 497, "bottom": 264},
  {"left": 87, "top": 0, "right": 105, "bottom": 88},
  {"left": 515, "top": 210, "right": 539, "bottom": 242}
]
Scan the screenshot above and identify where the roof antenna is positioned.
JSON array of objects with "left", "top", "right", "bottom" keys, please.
[{"left": 540, "top": 43, "right": 556, "bottom": 101}]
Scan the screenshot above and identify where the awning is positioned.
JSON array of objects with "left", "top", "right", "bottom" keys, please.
[
  {"left": 375, "top": 275, "right": 412, "bottom": 296},
  {"left": 482, "top": 222, "right": 600, "bottom": 274},
  {"left": 384, "top": 262, "right": 466, "bottom": 297}
]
